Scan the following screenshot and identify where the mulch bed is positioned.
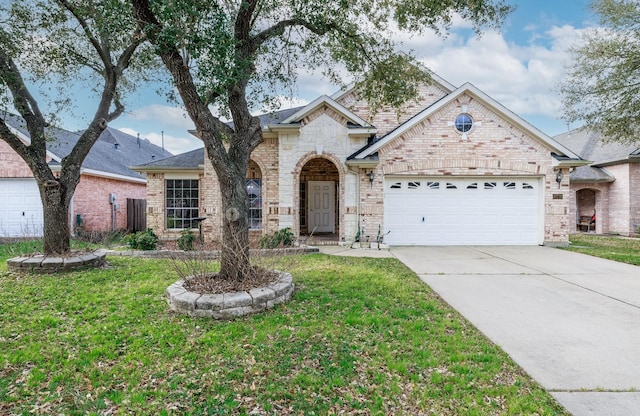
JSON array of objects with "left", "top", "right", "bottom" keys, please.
[{"left": 182, "top": 267, "right": 281, "bottom": 294}]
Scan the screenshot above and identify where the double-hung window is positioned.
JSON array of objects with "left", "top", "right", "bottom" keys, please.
[{"left": 165, "top": 179, "right": 199, "bottom": 229}]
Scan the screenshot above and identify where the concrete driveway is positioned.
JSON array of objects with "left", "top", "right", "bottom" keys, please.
[{"left": 391, "top": 246, "right": 640, "bottom": 416}]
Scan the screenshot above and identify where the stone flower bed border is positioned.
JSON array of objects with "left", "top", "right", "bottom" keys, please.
[
  {"left": 6, "top": 247, "right": 302, "bottom": 319},
  {"left": 6, "top": 249, "right": 107, "bottom": 273},
  {"left": 166, "top": 271, "right": 294, "bottom": 319}
]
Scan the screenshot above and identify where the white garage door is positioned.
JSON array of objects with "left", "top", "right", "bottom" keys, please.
[
  {"left": 384, "top": 177, "right": 542, "bottom": 245},
  {"left": 0, "top": 179, "right": 44, "bottom": 237}
]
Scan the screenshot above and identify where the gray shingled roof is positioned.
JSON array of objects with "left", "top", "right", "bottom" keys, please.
[
  {"left": 555, "top": 128, "right": 640, "bottom": 166},
  {"left": 258, "top": 106, "right": 304, "bottom": 125},
  {"left": 555, "top": 128, "right": 640, "bottom": 183},
  {"left": 2, "top": 112, "right": 173, "bottom": 180},
  {"left": 138, "top": 106, "right": 304, "bottom": 169},
  {"left": 224, "top": 106, "right": 305, "bottom": 130},
  {"left": 569, "top": 166, "right": 615, "bottom": 182},
  {"left": 133, "top": 147, "right": 204, "bottom": 169}
]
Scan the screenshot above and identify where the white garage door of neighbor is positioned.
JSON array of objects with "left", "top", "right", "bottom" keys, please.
[
  {"left": 384, "top": 177, "right": 542, "bottom": 245},
  {"left": 0, "top": 179, "right": 44, "bottom": 238}
]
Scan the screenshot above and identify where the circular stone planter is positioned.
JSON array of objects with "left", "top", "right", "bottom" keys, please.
[
  {"left": 6, "top": 249, "right": 107, "bottom": 274},
  {"left": 166, "top": 271, "right": 294, "bottom": 319}
]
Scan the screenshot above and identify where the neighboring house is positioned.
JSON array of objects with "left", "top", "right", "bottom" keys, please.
[
  {"left": 555, "top": 128, "right": 640, "bottom": 236},
  {"left": 0, "top": 113, "right": 172, "bottom": 238},
  {"left": 132, "top": 74, "right": 589, "bottom": 246}
]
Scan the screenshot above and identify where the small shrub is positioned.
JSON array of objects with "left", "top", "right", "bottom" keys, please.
[
  {"left": 259, "top": 228, "right": 295, "bottom": 249},
  {"left": 125, "top": 228, "right": 159, "bottom": 250},
  {"left": 177, "top": 229, "right": 197, "bottom": 251}
]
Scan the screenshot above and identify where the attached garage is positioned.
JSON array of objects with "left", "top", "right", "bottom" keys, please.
[
  {"left": 384, "top": 177, "right": 542, "bottom": 245},
  {"left": 0, "top": 179, "right": 44, "bottom": 238}
]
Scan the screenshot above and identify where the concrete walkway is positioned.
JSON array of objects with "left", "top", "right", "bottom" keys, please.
[{"left": 319, "top": 245, "right": 640, "bottom": 416}]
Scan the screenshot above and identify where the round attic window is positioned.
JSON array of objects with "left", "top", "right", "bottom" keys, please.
[{"left": 454, "top": 113, "right": 473, "bottom": 133}]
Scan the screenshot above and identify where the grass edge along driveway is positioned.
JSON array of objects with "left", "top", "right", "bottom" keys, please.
[
  {"left": 0, "top": 250, "right": 567, "bottom": 415},
  {"left": 565, "top": 233, "right": 640, "bottom": 266}
]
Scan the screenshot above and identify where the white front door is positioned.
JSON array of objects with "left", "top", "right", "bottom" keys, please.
[{"left": 308, "top": 181, "right": 335, "bottom": 233}]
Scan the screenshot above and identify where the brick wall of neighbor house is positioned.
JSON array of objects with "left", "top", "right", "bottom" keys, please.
[
  {"left": 570, "top": 183, "right": 610, "bottom": 235},
  {"left": 1, "top": 140, "right": 151, "bottom": 235},
  {"left": 359, "top": 94, "right": 571, "bottom": 245},
  {"left": 631, "top": 163, "right": 640, "bottom": 235},
  {"left": 605, "top": 164, "right": 632, "bottom": 235},
  {"left": 0, "top": 139, "right": 58, "bottom": 178},
  {"left": 73, "top": 175, "right": 147, "bottom": 233},
  {"left": 0, "top": 140, "right": 34, "bottom": 177}
]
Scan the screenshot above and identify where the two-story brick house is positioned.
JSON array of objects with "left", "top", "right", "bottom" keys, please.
[{"left": 133, "top": 74, "right": 588, "bottom": 246}]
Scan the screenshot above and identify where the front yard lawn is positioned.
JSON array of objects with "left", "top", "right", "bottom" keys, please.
[
  {"left": 567, "top": 234, "right": 640, "bottom": 266},
  {"left": 0, "top": 249, "right": 567, "bottom": 415}
]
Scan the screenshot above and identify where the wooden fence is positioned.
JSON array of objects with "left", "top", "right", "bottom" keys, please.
[{"left": 127, "top": 198, "right": 147, "bottom": 232}]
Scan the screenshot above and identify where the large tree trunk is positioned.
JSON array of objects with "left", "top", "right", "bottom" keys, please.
[
  {"left": 218, "top": 170, "right": 251, "bottom": 281},
  {"left": 131, "top": 0, "right": 262, "bottom": 282},
  {"left": 39, "top": 179, "right": 72, "bottom": 255}
]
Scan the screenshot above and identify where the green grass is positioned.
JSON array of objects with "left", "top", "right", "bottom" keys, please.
[
  {"left": 0, "top": 246, "right": 567, "bottom": 415},
  {"left": 566, "top": 234, "right": 640, "bottom": 266},
  {"left": 0, "top": 238, "right": 101, "bottom": 259}
]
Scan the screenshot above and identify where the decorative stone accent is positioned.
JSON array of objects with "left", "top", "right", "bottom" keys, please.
[
  {"left": 6, "top": 249, "right": 107, "bottom": 274},
  {"left": 167, "top": 271, "right": 294, "bottom": 319}
]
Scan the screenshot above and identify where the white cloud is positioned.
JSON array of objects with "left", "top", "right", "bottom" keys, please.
[
  {"left": 293, "top": 21, "right": 586, "bottom": 135},
  {"left": 118, "top": 127, "right": 202, "bottom": 155},
  {"left": 118, "top": 105, "right": 201, "bottom": 154},
  {"left": 259, "top": 95, "right": 311, "bottom": 114},
  {"left": 128, "top": 105, "right": 195, "bottom": 130},
  {"left": 414, "top": 25, "right": 585, "bottom": 134},
  {"left": 114, "top": 22, "right": 591, "bottom": 153}
]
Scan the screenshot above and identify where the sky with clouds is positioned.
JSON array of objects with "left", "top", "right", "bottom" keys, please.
[{"left": 101, "top": 1, "right": 597, "bottom": 155}]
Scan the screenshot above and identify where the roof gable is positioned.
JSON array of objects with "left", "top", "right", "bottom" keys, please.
[
  {"left": 131, "top": 147, "right": 204, "bottom": 171},
  {"left": 349, "top": 82, "right": 583, "bottom": 162},
  {"left": 330, "top": 71, "right": 456, "bottom": 104},
  {"left": 279, "top": 95, "right": 373, "bottom": 128}
]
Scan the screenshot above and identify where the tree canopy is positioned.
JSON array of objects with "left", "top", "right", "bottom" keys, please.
[
  {"left": 154, "top": 0, "right": 511, "bottom": 115},
  {"left": 132, "top": 0, "right": 512, "bottom": 281},
  {"left": 561, "top": 0, "right": 640, "bottom": 144}
]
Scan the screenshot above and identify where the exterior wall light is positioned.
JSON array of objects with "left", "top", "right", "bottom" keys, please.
[
  {"left": 555, "top": 169, "right": 563, "bottom": 188},
  {"left": 368, "top": 170, "right": 375, "bottom": 188}
]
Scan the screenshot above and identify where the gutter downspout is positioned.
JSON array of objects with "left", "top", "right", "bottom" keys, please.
[{"left": 69, "top": 196, "right": 75, "bottom": 237}]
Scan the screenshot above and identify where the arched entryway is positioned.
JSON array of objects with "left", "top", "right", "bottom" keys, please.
[
  {"left": 299, "top": 158, "right": 340, "bottom": 238},
  {"left": 576, "top": 188, "right": 598, "bottom": 232}
]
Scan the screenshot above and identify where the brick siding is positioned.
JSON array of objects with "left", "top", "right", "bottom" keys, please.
[
  {"left": 73, "top": 175, "right": 147, "bottom": 233},
  {"left": 144, "top": 85, "right": 581, "bottom": 245},
  {"left": 1, "top": 140, "right": 147, "bottom": 233},
  {"left": 358, "top": 94, "right": 570, "bottom": 245},
  {"left": 0, "top": 140, "right": 44, "bottom": 177}
]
